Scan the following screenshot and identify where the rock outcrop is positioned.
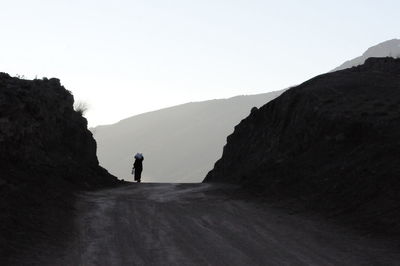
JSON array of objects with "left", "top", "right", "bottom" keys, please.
[
  {"left": 204, "top": 58, "right": 400, "bottom": 236},
  {"left": 0, "top": 73, "right": 118, "bottom": 263}
]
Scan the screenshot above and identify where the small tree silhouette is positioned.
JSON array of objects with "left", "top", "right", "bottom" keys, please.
[{"left": 74, "top": 101, "right": 89, "bottom": 116}]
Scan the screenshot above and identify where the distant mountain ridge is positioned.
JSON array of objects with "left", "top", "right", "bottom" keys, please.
[
  {"left": 92, "top": 91, "right": 283, "bottom": 182},
  {"left": 333, "top": 39, "right": 400, "bottom": 71},
  {"left": 94, "top": 38, "right": 400, "bottom": 183}
]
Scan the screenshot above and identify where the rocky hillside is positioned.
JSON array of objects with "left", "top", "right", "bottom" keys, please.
[
  {"left": 205, "top": 58, "right": 400, "bottom": 236},
  {"left": 93, "top": 91, "right": 282, "bottom": 183},
  {"left": 0, "top": 73, "right": 118, "bottom": 264},
  {"left": 333, "top": 39, "right": 400, "bottom": 71}
]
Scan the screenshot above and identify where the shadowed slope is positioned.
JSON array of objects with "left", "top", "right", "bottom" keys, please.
[
  {"left": 0, "top": 73, "right": 118, "bottom": 264},
  {"left": 205, "top": 58, "right": 400, "bottom": 236}
]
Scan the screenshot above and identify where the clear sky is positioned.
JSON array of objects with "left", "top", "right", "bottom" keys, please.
[{"left": 1, "top": 0, "right": 399, "bottom": 126}]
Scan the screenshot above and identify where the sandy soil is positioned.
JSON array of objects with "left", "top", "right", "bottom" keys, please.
[{"left": 51, "top": 183, "right": 400, "bottom": 266}]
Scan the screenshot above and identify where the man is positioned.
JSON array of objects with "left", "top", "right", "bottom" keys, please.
[{"left": 132, "top": 153, "right": 144, "bottom": 183}]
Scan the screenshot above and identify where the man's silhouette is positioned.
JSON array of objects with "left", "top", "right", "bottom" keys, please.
[{"left": 132, "top": 153, "right": 144, "bottom": 182}]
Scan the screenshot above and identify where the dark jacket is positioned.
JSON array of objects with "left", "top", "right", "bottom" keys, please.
[{"left": 133, "top": 158, "right": 144, "bottom": 171}]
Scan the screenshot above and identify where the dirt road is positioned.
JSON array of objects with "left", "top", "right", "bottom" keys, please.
[{"left": 54, "top": 183, "right": 399, "bottom": 265}]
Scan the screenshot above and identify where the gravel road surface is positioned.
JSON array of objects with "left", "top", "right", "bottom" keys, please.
[{"left": 53, "top": 183, "right": 400, "bottom": 265}]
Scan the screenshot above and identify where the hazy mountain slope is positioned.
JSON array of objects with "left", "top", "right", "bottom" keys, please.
[
  {"left": 93, "top": 91, "right": 282, "bottom": 182},
  {"left": 204, "top": 58, "right": 400, "bottom": 236},
  {"left": 333, "top": 39, "right": 400, "bottom": 71}
]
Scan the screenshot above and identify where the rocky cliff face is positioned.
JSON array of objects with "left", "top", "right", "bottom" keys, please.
[
  {"left": 0, "top": 73, "right": 117, "bottom": 186},
  {"left": 205, "top": 57, "right": 400, "bottom": 236},
  {"left": 0, "top": 73, "right": 118, "bottom": 263}
]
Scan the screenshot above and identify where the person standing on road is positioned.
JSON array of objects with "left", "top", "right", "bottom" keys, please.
[{"left": 132, "top": 153, "right": 144, "bottom": 183}]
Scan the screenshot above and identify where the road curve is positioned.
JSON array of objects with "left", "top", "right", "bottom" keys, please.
[{"left": 54, "top": 183, "right": 399, "bottom": 266}]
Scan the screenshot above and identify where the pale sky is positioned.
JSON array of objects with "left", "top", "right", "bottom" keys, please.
[{"left": 0, "top": 0, "right": 399, "bottom": 126}]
